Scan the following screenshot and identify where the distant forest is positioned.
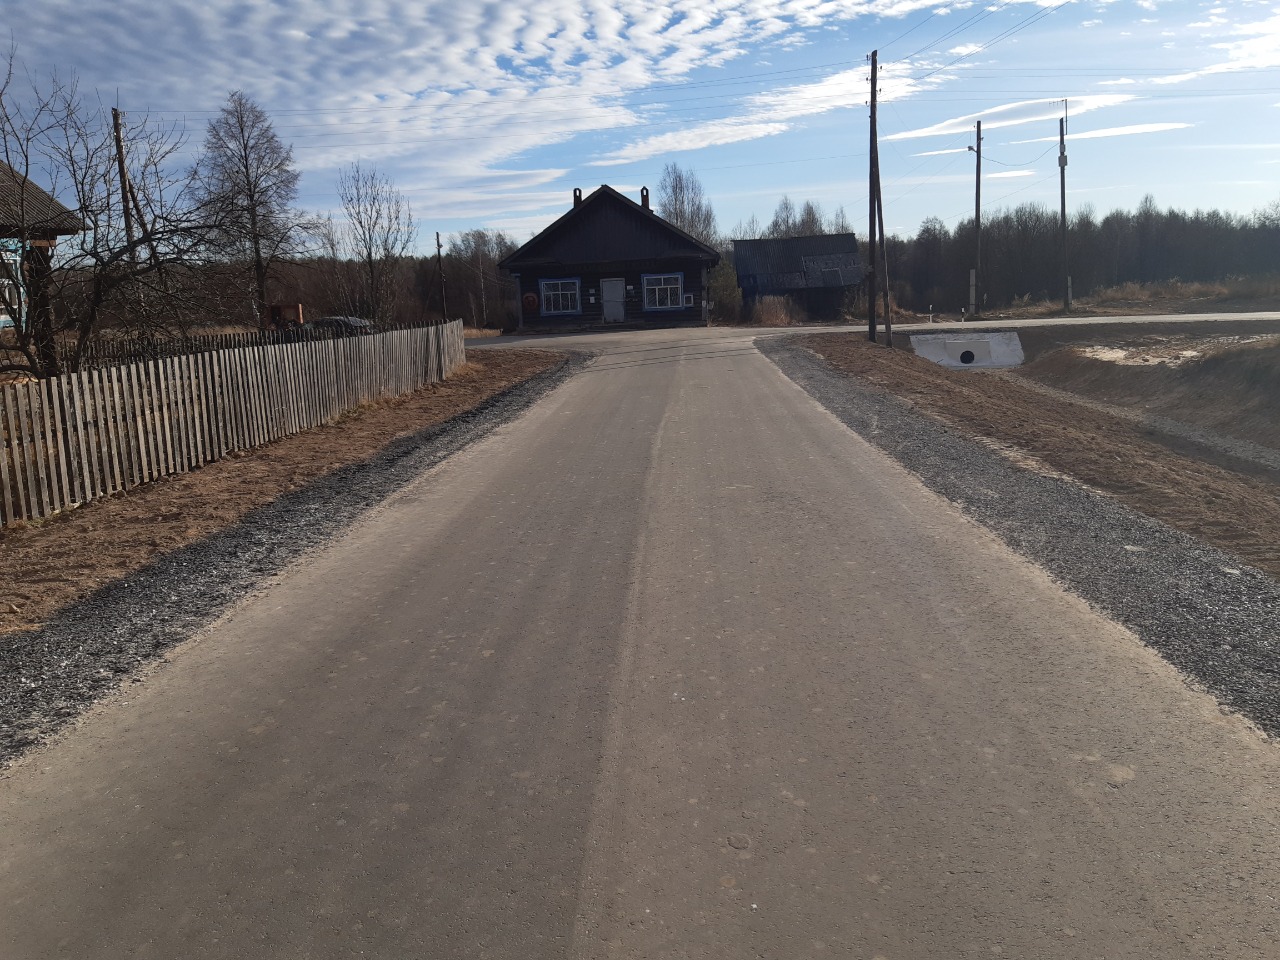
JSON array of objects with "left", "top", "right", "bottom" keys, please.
[{"left": 883, "top": 194, "right": 1280, "bottom": 312}]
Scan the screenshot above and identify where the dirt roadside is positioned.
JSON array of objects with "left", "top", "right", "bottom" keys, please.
[
  {"left": 797, "top": 333, "right": 1280, "bottom": 579},
  {"left": 0, "top": 348, "right": 565, "bottom": 634}
]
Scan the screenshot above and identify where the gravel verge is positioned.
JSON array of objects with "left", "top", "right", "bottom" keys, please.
[
  {"left": 759, "top": 335, "right": 1280, "bottom": 739},
  {"left": 0, "top": 352, "right": 589, "bottom": 763}
]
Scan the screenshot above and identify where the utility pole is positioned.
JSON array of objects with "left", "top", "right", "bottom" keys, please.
[
  {"left": 1059, "top": 111, "right": 1071, "bottom": 310},
  {"left": 874, "top": 145, "right": 892, "bottom": 347},
  {"left": 968, "top": 120, "right": 982, "bottom": 316},
  {"left": 111, "top": 108, "right": 138, "bottom": 265},
  {"left": 867, "top": 49, "right": 879, "bottom": 343},
  {"left": 436, "top": 231, "right": 448, "bottom": 322},
  {"left": 477, "top": 249, "right": 489, "bottom": 329}
]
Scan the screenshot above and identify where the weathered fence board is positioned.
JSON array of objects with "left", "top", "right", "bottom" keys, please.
[{"left": 1, "top": 322, "right": 465, "bottom": 528}]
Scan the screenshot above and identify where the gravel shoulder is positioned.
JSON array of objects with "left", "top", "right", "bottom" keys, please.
[
  {"left": 0, "top": 348, "right": 583, "bottom": 762},
  {"left": 759, "top": 334, "right": 1280, "bottom": 739}
]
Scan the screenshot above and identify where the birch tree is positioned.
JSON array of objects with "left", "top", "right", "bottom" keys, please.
[{"left": 196, "top": 91, "right": 303, "bottom": 322}]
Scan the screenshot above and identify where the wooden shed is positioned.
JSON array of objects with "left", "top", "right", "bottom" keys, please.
[
  {"left": 499, "top": 185, "right": 720, "bottom": 328},
  {"left": 733, "top": 234, "right": 862, "bottom": 320}
]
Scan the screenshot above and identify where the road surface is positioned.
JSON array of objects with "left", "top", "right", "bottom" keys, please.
[{"left": 3, "top": 326, "right": 1278, "bottom": 958}]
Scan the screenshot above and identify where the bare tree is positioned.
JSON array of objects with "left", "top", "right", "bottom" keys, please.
[
  {"left": 729, "top": 214, "right": 763, "bottom": 240},
  {"left": 655, "top": 162, "right": 718, "bottom": 245},
  {"left": 766, "top": 196, "right": 797, "bottom": 238},
  {"left": 319, "top": 162, "right": 416, "bottom": 324},
  {"left": 797, "top": 200, "right": 826, "bottom": 236},
  {"left": 447, "top": 229, "right": 516, "bottom": 328},
  {"left": 0, "top": 53, "right": 219, "bottom": 377},
  {"left": 196, "top": 90, "right": 302, "bottom": 322}
]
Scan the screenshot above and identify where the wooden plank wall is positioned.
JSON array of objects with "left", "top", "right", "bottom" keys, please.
[{"left": 0, "top": 322, "right": 465, "bottom": 528}]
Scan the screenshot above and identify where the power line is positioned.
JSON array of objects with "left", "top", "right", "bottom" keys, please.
[
  {"left": 906, "top": 0, "right": 1076, "bottom": 83},
  {"left": 894, "top": 0, "right": 1019, "bottom": 64}
]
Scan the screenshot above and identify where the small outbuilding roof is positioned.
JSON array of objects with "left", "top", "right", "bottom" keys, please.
[
  {"left": 733, "top": 234, "right": 862, "bottom": 290},
  {"left": 0, "top": 161, "right": 83, "bottom": 238}
]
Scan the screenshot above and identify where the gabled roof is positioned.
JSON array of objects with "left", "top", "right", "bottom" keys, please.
[
  {"left": 500, "top": 185, "right": 720, "bottom": 271},
  {"left": 0, "top": 161, "right": 83, "bottom": 238},
  {"left": 733, "top": 233, "right": 861, "bottom": 290}
]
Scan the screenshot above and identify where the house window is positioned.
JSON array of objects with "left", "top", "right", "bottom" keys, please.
[
  {"left": 0, "top": 250, "right": 22, "bottom": 327},
  {"left": 540, "top": 278, "right": 580, "bottom": 314},
  {"left": 643, "top": 273, "right": 683, "bottom": 310}
]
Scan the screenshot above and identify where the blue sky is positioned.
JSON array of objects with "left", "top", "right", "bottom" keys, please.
[{"left": 8, "top": 1, "right": 1280, "bottom": 248}]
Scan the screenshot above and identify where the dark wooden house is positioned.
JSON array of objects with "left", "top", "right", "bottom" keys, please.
[
  {"left": 0, "top": 161, "right": 83, "bottom": 328},
  {"left": 499, "top": 185, "right": 720, "bottom": 328},
  {"left": 732, "top": 234, "right": 862, "bottom": 320}
]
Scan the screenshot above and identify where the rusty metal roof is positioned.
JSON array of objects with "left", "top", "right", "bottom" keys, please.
[
  {"left": 0, "top": 162, "right": 83, "bottom": 237},
  {"left": 733, "top": 234, "right": 862, "bottom": 291}
]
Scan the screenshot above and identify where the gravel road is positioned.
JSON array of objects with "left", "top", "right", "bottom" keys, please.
[
  {"left": 759, "top": 335, "right": 1280, "bottom": 738},
  {"left": 0, "top": 353, "right": 588, "bottom": 763}
]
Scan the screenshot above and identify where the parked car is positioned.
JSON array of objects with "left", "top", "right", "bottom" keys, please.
[
  {"left": 304, "top": 316, "right": 377, "bottom": 336},
  {"left": 0, "top": 316, "right": 14, "bottom": 331}
]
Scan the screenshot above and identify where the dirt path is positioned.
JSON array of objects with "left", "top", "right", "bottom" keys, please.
[
  {"left": 798, "top": 333, "right": 1280, "bottom": 579},
  {"left": 0, "top": 348, "right": 564, "bottom": 634}
]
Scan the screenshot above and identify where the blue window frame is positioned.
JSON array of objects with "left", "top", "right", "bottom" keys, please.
[
  {"left": 642, "top": 273, "right": 684, "bottom": 310},
  {"left": 0, "top": 242, "right": 23, "bottom": 329},
  {"left": 540, "top": 278, "right": 581, "bottom": 315}
]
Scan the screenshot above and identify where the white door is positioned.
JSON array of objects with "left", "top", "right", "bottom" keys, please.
[{"left": 601, "top": 278, "right": 625, "bottom": 323}]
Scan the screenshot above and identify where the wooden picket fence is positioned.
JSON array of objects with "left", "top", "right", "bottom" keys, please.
[
  {"left": 56, "top": 323, "right": 437, "bottom": 371},
  {"left": 0, "top": 321, "right": 465, "bottom": 528}
]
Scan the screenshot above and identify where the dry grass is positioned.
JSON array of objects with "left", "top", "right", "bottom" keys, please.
[
  {"left": 802, "top": 332, "right": 1280, "bottom": 577},
  {"left": 1089, "top": 275, "right": 1280, "bottom": 306},
  {"left": 462, "top": 327, "right": 503, "bottom": 339},
  {"left": 748, "top": 295, "right": 805, "bottom": 327}
]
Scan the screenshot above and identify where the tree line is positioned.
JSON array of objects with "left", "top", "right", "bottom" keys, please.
[
  {"left": 887, "top": 195, "right": 1280, "bottom": 313},
  {"left": 0, "top": 56, "right": 422, "bottom": 379},
  {"left": 656, "top": 163, "right": 1280, "bottom": 319}
]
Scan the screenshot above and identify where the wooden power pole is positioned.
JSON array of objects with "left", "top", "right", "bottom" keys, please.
[
  {"left": 867, "top": 50, "right": 879, "bottom": 343},
  {"left": 111, "top": 108, "right": 138, "bottom": 264},
  {"left": 969, "top": 120, "right": 982, "bottom": 316},
  {"left": 874, "top": 145, "right": 891, "bottom": 347},
  {"left": 436, "top": 231, "right": 448, "bottom": 322},
  {"left": 1059, "top": 113, "right": 1071, "bottom": 310}
]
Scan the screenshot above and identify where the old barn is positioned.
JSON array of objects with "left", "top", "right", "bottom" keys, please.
[{"left": 732, "top": 234, "right": 862, "bottom": 320}]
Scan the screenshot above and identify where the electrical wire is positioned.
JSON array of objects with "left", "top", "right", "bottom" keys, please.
[{"left": 908, "top": 0, "right": 1076, "bottom": 84}]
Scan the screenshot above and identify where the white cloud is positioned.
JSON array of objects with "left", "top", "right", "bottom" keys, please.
[
  {"left": 9, "top": 1, "right": 961, "bottom": 209},
  {"left": 1151, "top": 11, "right": 1280, "bottom": 83},
  {"left": 591, "top": 121, "right": 792, "bottom": 166},
  {"left": 988, "top": 170, "right": 1034, "bottom": 179},
  {"left": 0, "top": 0, "right": 1256, "bottom": 235},
  {"left": 1011, "top": 122, "right": 1192, "bottom": 143},
  {"left": 886, "top": 95, "right": 1135, "bottom": 140}
]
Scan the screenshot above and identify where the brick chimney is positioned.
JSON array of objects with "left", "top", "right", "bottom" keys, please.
[
  {"left": 641, "top": 186, "right": 650, "bottom": 210},
  {"left": 573, "top": 187, "right": 582, "bottom": 207}
]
